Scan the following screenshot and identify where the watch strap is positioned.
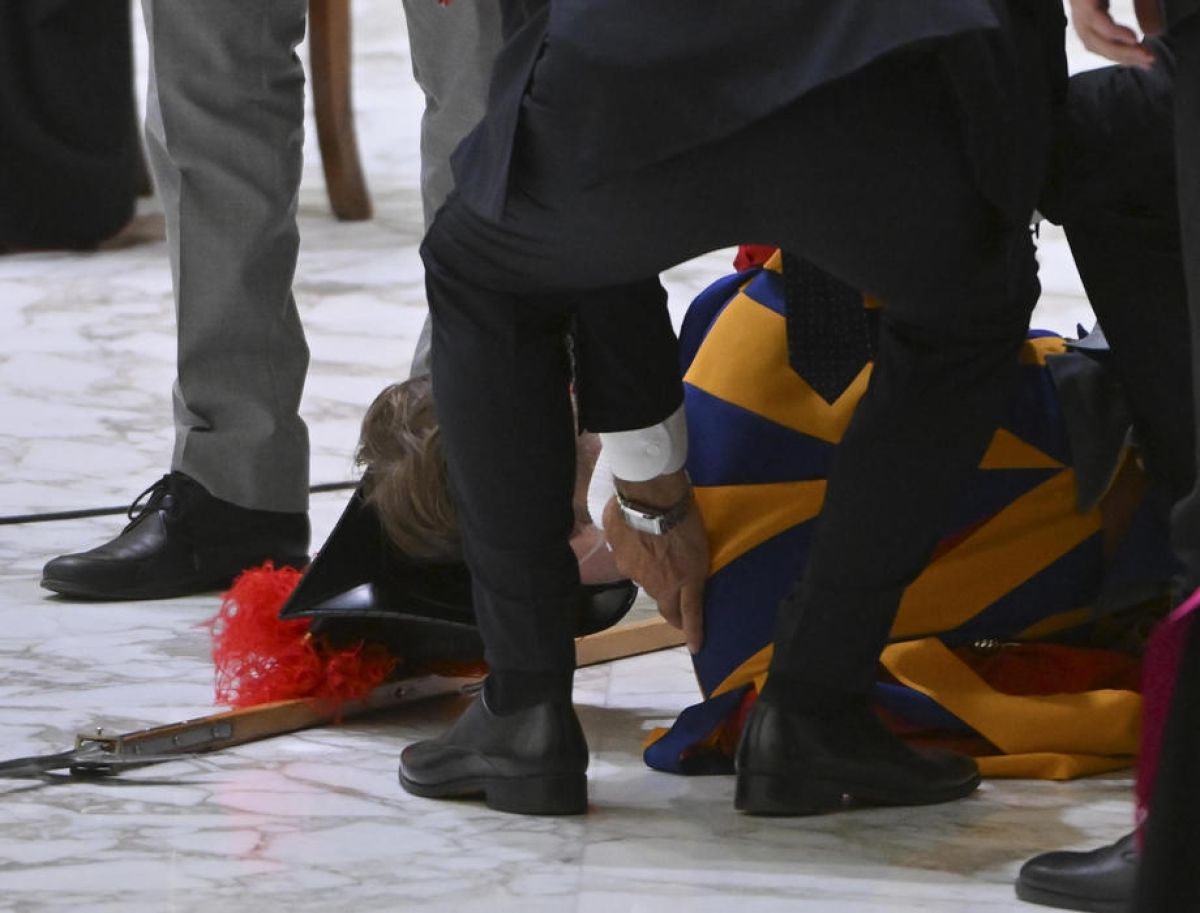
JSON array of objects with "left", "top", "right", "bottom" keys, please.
[{"left": 615, "top": 489, "right": 694, "bottom": 536}]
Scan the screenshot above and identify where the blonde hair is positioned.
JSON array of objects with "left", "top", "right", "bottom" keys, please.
[{"left": 356, "top": 378, "right": 460, "bottom": 561}]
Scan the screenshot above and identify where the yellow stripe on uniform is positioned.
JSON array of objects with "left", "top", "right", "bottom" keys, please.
[
  {"left": 880, "top": 638, "right": 1139, "bottom": 775},
  {"left": 891, "top": 469, "right": 1101, "bottom": 638},
  {"left": 685, "top": 293, "right": 868, "bottom": 444},
  {"left": 695, "top": 480, "right": 826, "bottom": 576},
  {"left": 1016, "top": 606, "right": 1097, "bottom": 641},
  {"left": 975, "top": 753, "right": 1133, "bottom": 779},
  {"left": 1020, "top": 335, "right": 1069, "bottom": 365},
  {"left": 979, "top": 428, "right": 1065, "bottom": 470},
  {"left": 711, "top": 644, "right": 773, "bottom": 699}
]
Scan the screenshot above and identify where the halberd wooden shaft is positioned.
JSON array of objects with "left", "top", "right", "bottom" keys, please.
[{"left": 0, "top": 616, "right": 685, "bottom": 779}]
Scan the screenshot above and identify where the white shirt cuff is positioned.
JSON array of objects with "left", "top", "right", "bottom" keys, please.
[{"left": 597, "top": 402, "right": 688, "bottom": 482}]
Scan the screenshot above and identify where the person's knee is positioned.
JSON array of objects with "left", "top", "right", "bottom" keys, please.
[
  {"left": 419, "top": 204, "right": 465, "bottom": 283},
  {"left": 891, "top": 224, "right": 1038, "bottom": 346},
  {"left": 420, "top": 197, "right": 517, "bottom": 296}
]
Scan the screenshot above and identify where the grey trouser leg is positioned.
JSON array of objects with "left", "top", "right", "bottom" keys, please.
[
  {"left": 402, "top": 0, "right": 503, "bottom": 378},
  {"left": 143, "top": 0, "right": 310, "bottom": 513}
]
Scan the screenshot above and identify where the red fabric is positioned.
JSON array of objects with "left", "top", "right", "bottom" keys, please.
[
  {"left": 1135, "top": 587, "right": 1200, "bottom": 841},
  {"left": 873, "top": 644, "right": 1141, "bottom": 759},
  {"left": 733, "top": 245, "right": 777, "bottom": 272},
  {"left": 961, "top": 643, "right": 1141, "bottom": 695},
  {"left": 209, "top": 563, "right": 396, "bottom": 708},
  {"left": 724, "top": 644, "right": 1141, "bottom": 761}
]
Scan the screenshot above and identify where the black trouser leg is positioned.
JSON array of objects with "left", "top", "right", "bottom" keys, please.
[
  {"left": 1064, "top": 211, "right": 1194, "bottom": 502},
  {"left": 768, "top": 228, "right": 1037, "bottom": 692},
  {"left": 1169, "top": 14, "right": 1200, "bottom": 591},
  {"left": 1047, "top": 53, "right": 1194, "bottom": 505},
  {"left": 425, "top": 254, "right": 583, "bottom": 679}
]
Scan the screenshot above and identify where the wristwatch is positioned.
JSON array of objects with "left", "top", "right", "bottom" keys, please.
[{"left": 615, "top": 489, "right": 693, "bottom": 536}]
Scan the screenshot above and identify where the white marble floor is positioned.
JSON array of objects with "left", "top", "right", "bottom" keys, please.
[{"left": 0, "top": 4, "right": 1141, "bottom": 912}]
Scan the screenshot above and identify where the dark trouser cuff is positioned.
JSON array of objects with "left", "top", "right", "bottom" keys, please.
[
  {"left": 769, "top": 579, "right": 903, "bottom": 694},
  {"left": 485, "top": 669, "right": 575, "bottom": 714}
]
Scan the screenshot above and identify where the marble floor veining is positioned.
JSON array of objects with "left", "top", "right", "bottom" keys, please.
[{"left": 0, "top": 3, "right": 1143, "bottom": 911}]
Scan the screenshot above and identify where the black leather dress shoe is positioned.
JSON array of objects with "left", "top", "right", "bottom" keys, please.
[
  {"left": 399, "top": 690, "right": 588, "bottom": 815},
  {"left": 1015, "top": 833, "right": 1137, "bottom": 912},
  {"left": 734, "top": 692, "right": 981, "bottom": 815},
  {"left": 41, "top": 473, "right": 309, "bottom": 600}
]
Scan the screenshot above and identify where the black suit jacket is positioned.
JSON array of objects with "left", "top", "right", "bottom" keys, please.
[
  {"left": 1169, "top": 0, "right": 1200, "bottom": 28},
  {"left": 454, "top": 0, "right": 1005, "bottom": 219}
]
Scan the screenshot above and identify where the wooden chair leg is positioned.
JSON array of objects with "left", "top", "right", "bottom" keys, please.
[{"left": 309, "top": 0, "right": 373, "bottom": 221}]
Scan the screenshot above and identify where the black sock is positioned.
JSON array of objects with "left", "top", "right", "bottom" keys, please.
[
  {"left": 484, "top": 669, "right": 574, "bottom": 714},
  {"left": 759, "top": 670, "right": 863, "bottom": 718}
]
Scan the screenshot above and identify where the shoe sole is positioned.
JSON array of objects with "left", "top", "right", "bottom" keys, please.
[
  {"left": 41, "top": 574, "right": 227, "bottom": 601},
  {"left": 1014, "top": 881, "right": 1129, "bottom": 913},
  {"left": 40, "top": 555, "right": 309, "bottom": 601},
  {"left": 735, "top": 770, "right": 982, "bottom": 816},
  {"left": 399, "top": 770, "right": 588, "bottom": 816}
]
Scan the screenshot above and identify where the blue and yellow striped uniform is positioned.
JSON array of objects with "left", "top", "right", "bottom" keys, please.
[{"left": 644, "top": 252, "right": 1165, "bottom": 779}]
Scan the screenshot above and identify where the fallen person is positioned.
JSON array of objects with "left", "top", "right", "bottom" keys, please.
[{"left": 325, "top": 245, "right": 1166, "bottom": 782}]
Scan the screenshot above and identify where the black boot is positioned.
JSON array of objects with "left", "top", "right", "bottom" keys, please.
[
  {"left": 734, "top": 690, "right": 980, "bottom": 815},
  {"left": 1015, "top": 833, "right": 1137, "bottom": 913},
  {"left": 398, "top": 686, "right": 588, "bottom": 816},
  {"left": 41, "top": 472, "right": 309, "bottom": 600}
]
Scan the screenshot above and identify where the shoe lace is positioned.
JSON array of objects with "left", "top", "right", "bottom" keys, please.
[{"left": 125, "top": 475, "right": 175, "bottom": 528}]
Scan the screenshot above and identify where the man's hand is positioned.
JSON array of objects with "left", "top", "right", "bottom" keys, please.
[
  {"left": 1070, "top": 0, "right": 1157, "bottom": 69},
  {"left": 602, "top": 470, "right": 709, "bottom": 653}
]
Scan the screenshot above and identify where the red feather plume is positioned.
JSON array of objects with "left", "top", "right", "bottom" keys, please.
[{"left": 209, "top": 563, "right": 397, "bottom": 708}]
